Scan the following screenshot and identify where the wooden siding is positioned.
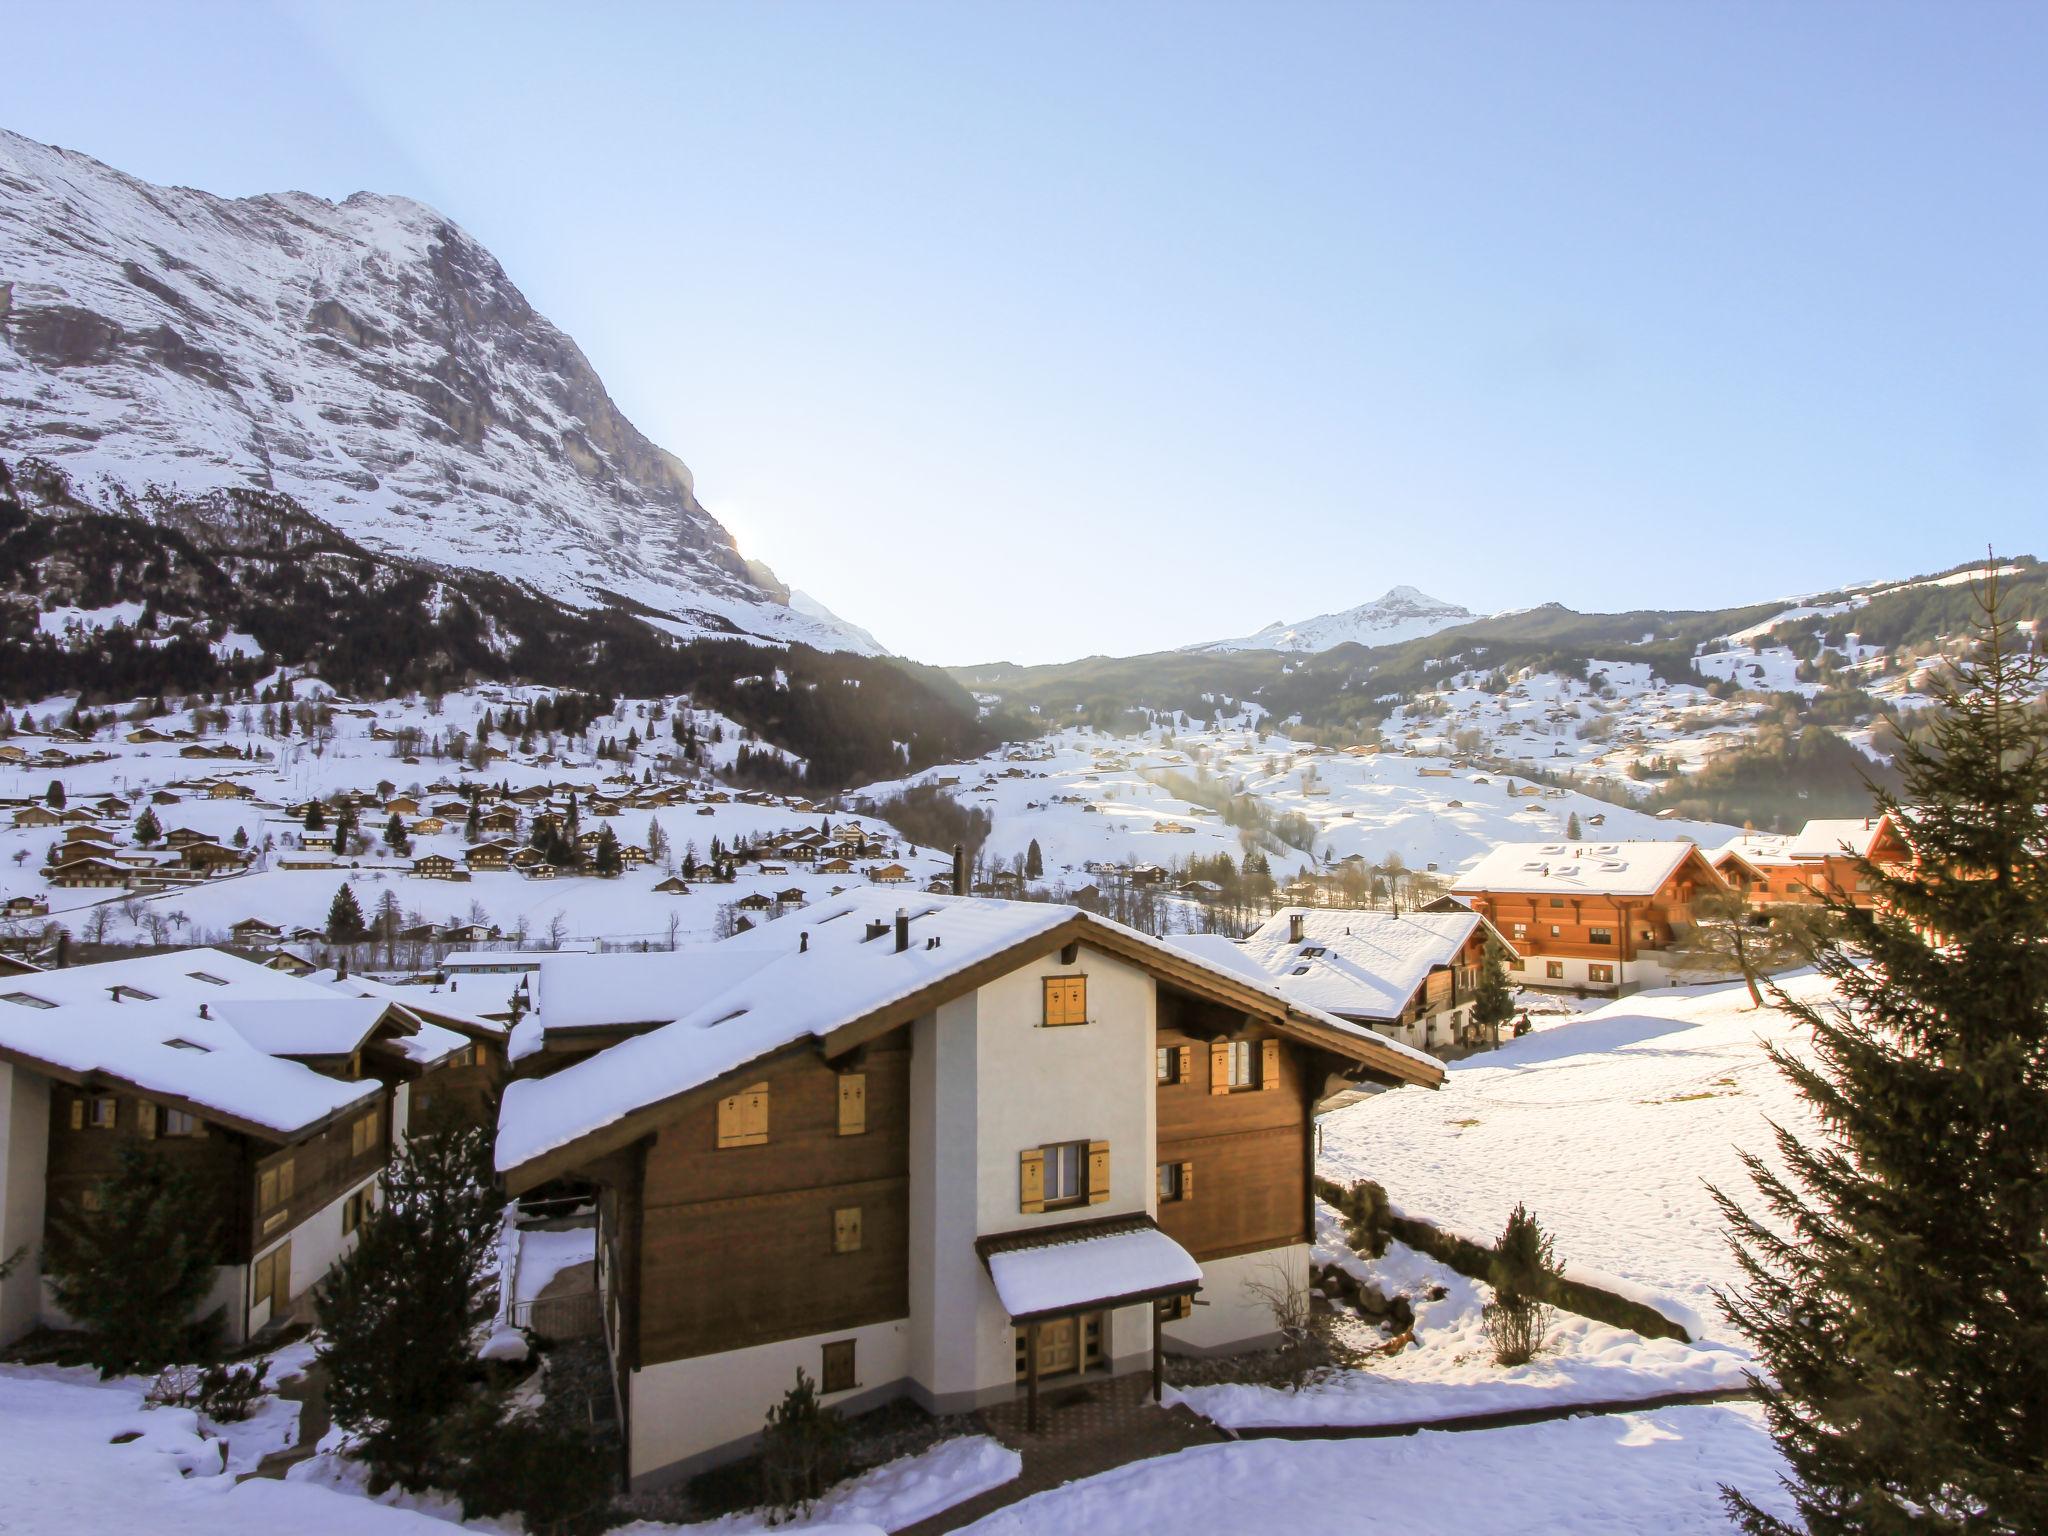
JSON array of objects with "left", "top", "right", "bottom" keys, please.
[
  {"left": 251, "top": 1093, "right": 389, "bottom": 1255},
  {"left": 1155, "top": 992, "right": 1312, "bottom": 1261},
  {"left": 634, "top": 1031, "right": 911, "bottom": 1365},
  {"left": 45, "top": 1085, "right": 252, "bottom": 1262}
]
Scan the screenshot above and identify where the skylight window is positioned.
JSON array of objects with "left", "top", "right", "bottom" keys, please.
[
  {"left": 1290, "top": 964, "right": 1311, "bottom": 976},
  {"left": 111, "top": 985, "right": 158, "bottom": 1001},
  {"left": 166, "top": 1038, "right": 211, "bottom": 1052},
  {"left": 0, "top": 992, "right": 55, "bottom": 1009},
  {"left": 186, "top": 971, "right": 229, "bottom": 986}
]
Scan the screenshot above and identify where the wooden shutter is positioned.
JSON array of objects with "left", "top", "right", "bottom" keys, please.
[
  {"left": 138, "top": 1101, "right": 158, "bottom": 1138},
  {"left": 1180, "top": 1161, "right": 1194, "bottom": 1201},
  {"left": 1209, "top": 1040, "right": 1231, "bottom": 1095},
  {"left": 1261, "top": 1038, "right": 1281, "bottom": 1091},
  {"left": 1087, "top": 1140, "right": 1111, "bottom": 1204},
  {"left": 1176, "top": 1044, "right": 1192, "bottom": 1084},
  {"left": 69, "top": 1096, "right": 83, "bottom": 1131},
  {"left": 718, "top": 1083, "right": 770, "bottom": 1148},
  {"left": 1042, "top": 975, "right": 1087, "bottom": 1026},
  {"left": 278, "top": 1158, "right": 295, "bottom": 1201},
  {"left": 837, "top": 1073, "right": 867, "bottom": 1136},
  {"left": 1019, "top": 1148, "right": 1045, "bottom": 1214},
  {"left": 259, "top": 1167, "right": 278, "bottom": 1210},
  {"left": 833, "top": 1205, "right": 863, "bottom": 1254}
]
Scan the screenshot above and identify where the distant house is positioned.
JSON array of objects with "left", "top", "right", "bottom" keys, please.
[
  {"left": 230, "top": 917, "right": 286, "bottom": 945},
  {"left": 465, "top": 842, "right": 515, "bottom": 872},
  {"left": 4, "top": 895, "right": 50, "bottom": 919},
  {"left": 202, "top": 780, "right": 254, "bottom": 800},
  {"left": 413, "top": 853, "right": 463, "bottom": 881},
  {"left": 46, "top": 858, "right": 128, "bottom": 889},
  {"left": 384, "top": 797, "right": 422, "bottom": 816},
  {"left": 179, "top": 842, "right": 246, "bottom": 876},
  {"left": 735, "top": 892, "right": 774, "bottom": 912},
  {"left": 411, "top": 817, "right": 449, "bottom": 836},
  {"left": 775, "top": 887, "right": 807, "bottom": 906},
  {"left": 653, "top": 876, "right": 692, "bottom": 895},
  {"left": 11, "top": 806, "right": 60, "bottom": 829},
  {"left": 867, "top": 864, "right": 913, "bottom": 885},
  {"left": 816, "top": 857, "right": 854, "bottom": 875}
]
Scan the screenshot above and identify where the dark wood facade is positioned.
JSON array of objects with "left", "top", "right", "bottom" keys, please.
[{"left": 1153, "top": 990, "right": 1314, "bottom": 1263}]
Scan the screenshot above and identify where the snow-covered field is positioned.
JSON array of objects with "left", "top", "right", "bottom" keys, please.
[
  {"left": 1319, "top": 974, "right": 1825, "bottom": 1342},
  {"left": 954, "top": 1405, "right": 1791, "bottom": 1535}
]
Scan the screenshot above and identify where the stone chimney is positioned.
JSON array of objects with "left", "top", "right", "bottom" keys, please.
[
  {"left": 1289, "top": 912, "right": 1305, "bottom": 944},
  {"left": 895, "top": 908, "right": 910, "bottom": 953}
]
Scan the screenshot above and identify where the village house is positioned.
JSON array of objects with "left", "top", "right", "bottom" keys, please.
[
  {"left": 1175, "top": 907, "right": 1517, "bottom": 1058},
  {"left": 412, "top": 853, "right": 464, "bottom": 881},
  {"left": 1782, "top": 816, "right": 1912, "bottom": 909},
  {"left": 493, "top": 889, "right": 1441, "bottom": 1488},
  {"left": 1448, "top": 840, "right": 1728, "bottom": 992},
  {"left": 4, "top": 896, "right": 50, "bottom": 920},
  {"left": 0, "top": 950, "right": 475, "bottom": 1350}
]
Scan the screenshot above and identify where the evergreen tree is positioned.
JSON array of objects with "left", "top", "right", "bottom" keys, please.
[
  {"left": 304, "top": 799, "right": 326, "bottom": 832},
  {"left": 44, "top": 1141, "right": 219, "bottom": 1373},
  {"left": 1472, "top": 937, "right": 1516, "bottom": 1036},
  {"left": 1025, "top": 839, "right": 1044, "bottom": 880},
  {"left": 465, "top": 800, "right": 480, "bottom": 843},
  {"left": 1566, "top": 811, "right": 1583, "bottom": 840},
  {"left": 333, "top": 802, "right": 358, "bottom": 852},
  {"left": 327, "top": 882, "right": 367, "bottom": 943},
  {"left": 133, "top": 806, "right": 162, "bottom": 845},
  {"left": 316, "top": 1116, "right": 501, "bottom": 1491},
  {"left": 46, "top": 779, "right": 65, "bottom": 809},
  {"left": 592, "top": 825, "right": 622, "bottom": 877},
  {"left": 1714, "top": 571, "right": 2048, "bottom": 1534},
  {"left": 384, "top": 812, "right": 406, "bottom": 848}
]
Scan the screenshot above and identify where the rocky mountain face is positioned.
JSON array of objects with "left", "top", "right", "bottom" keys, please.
[
  {"left": 1190, "top": 584, "right": 1475, "bottom": 654},
  {"left": 0, "top": 129, "right": 875, "bottom": 653}
]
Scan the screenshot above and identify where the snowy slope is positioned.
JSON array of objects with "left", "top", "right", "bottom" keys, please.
[
  {"left": 1189, "top": 585, "right": 1474, "bottom": 654},
  {"left": 0, "top": 129, "right": 874, "bottom": 654}
]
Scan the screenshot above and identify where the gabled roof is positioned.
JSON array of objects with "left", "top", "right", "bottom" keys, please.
[
  {"left": 1172, "top": 906, "right": 1507, "bottom": 1023},
  {"left": 0, "top": 948, "right": 380, "bottom": 1140},
  {"left": 1709, "top": 832, "right": 1796, "bottom": 870},
  {"left": 1450, "top": 840, "right": 1723, "bottom": 899},
  {"left": 496, "top": 891, "right": 1443, "bottom": 1189},
  {"left": 1785, "top": 816, "right": 1894, "bottom": 862}
]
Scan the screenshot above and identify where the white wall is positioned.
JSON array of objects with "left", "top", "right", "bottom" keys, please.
[
  {"left": 0, "top": 1063, "right": 49, "bottom": 1346},
  {"left": 629, "top": 1317, "right": 911, "bottom": 1487},
  {"left": 246, "top": 1172, "right": 375, "bottom": 1334},
  {"left": 1164, "top": 1243, "right": 1308, "bottom": 1354},
  {"left": 908, "top": 994, "right": 983, "bottom": 1402}
]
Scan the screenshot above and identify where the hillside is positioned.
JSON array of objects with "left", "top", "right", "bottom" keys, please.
[{"left": 0, "top": 128, "right": 869, "bottom": 653}]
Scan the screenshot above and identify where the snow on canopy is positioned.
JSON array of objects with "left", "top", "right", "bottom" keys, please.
[
  {"left": 986, "top": 1224, "right": 1201, "bottom": 1321},
  {"left": 495, "top": 889, "right": 1438, "bottom": 1179},
  {"left": 0, "top": 948, "right": 379, "bottom": 1137},
  {"left": 1449, "top": 840, "right": 1711, "bottom": 898},
  {"left": 1174, "top": 906, "right": 1493, "bottom": 1023}
]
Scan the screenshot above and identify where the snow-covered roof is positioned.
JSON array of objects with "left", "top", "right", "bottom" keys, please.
[
  {"left": 1172, "top": 907, "right": 1492, "bottom": 1023},
  {"left": 313, "top": 972, "right": 510, "bottom": 1039},
  {"left": 984, "top": 1221, "right": 1201, "bottom": 1321},
  {"left": 0, "top": 949, "right": 379, "bottom": 1139},
  {"left": 495, "top": 890, "right": 1441, "bottom": 1181},
  {"left": 214, "top": 997, "right": 392, "bottom": 1059},
  {"left": 1450, "top": 841, "right": 1710, "bottom": 898},
  {"left": 1785, "top": 817, "right": 1890, "bottom": 861},
  {"left": 1709, "top": 832, "right": 1794, "bottom": 867}
]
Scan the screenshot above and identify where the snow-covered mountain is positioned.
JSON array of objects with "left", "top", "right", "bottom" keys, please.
[
  {"left": 1189, "top": 585, "right": 1475, "bottom": 654},
  {"left": 0, "top": 129, "right": 876, "bottom": 654}
]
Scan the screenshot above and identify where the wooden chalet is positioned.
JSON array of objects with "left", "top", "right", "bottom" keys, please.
[{"left": 494, "top": 891, "right": 1441, "bottom": 1487}]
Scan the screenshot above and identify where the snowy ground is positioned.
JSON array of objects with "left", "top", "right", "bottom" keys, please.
[
  {"left": 1318, "top": 973, "right": 1826, "bottom": 1341},
  {"left": 1171, "top": 1222, "right": 1749, "bottom": 1432},
  {"left": 953, "top": 1404, "right": 1792, "bottom": 1535}
]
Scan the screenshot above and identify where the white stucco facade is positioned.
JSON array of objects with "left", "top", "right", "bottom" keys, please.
[
  {"left": 0, "top": 1062, "right": 50, "bottom": 1346},
  {"left": 1163, "top": 1243, "right": 1308, "bottom": 1354},
  {"left": 245, "top": 1172, "right": 375, "bottom": 1336}
]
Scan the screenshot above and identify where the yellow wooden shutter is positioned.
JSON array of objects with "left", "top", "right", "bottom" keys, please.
[
  {"left": 1209, "top": 1040, "right": 1231, "bottom": 1095},
  {"left": 278, "top": 1158, "right": 295, "bottom": 1201},
  {"left": 259, "top": 1168, "right": 277, "bottom": 1209},
  {"left": 1019, "top": 1149, "right": 1045, "bottom": 1214},
  {"left": 1087, "top": 1140, "right": 1111, "bottom": 1204},
  {"left": 718, "top": 1083, "right": 771, "bottom": 1148},
  {"left": 833, "top": 1206, "right": 863, "bottom": 1254},
  {"left": 1176, "top": 1044, "right": 1192, "bottom": 1083},
  {"left": 138, "top": 1101, "right": 157, "bottom": 1138},
  {"left": 1042, "top": 975, "right": 1087, "bottom": 1026},
  {"left": 69, "top": 1097, "right": 83, "bottom": 1131},
  {"left": 1261, "top": 1038, "right": 1281, "bottom": 1091},
  {"left": 1180, "top": 1161, "right": 1194, "bottom": 1201},
  {"left": 837, "top": 1073, "right": 867, "bottom": 1136}
]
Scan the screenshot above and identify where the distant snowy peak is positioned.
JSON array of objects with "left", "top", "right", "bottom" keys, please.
[
  {"left": 1191, "top": 585, "right": 1475, "bottom": 654},
  {"left": 0, "top": 129, "right": 878, "bottom": 655},
  {"left": 787, "top": 589, "right": 889, "bottom": 657}
]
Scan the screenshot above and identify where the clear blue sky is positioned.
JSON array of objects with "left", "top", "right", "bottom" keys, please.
[{"left": 9, "top": 1, "right": 2044, "bottom": 664}]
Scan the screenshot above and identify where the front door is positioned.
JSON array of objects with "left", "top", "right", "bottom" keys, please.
[{"left": 1016, "top": 1311, "right": 1105, "bottom": 1381}]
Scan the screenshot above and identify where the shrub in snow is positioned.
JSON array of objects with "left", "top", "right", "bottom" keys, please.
[
  {"left": 1335, "top": 1178, "right": 1393, "bottom": 1260},
  {"left": 441, "top": 1391, "right": 616, "bottom": 1536},
  {"left": 45, "top": 1141, "right": 220, "bottom": 1374},
  {"left": 1483, "top": 1204, "right": 1560, "bottom": 1368},
  {"left": 759, "top": 1368, "right": 847, "bottom": 1520}
]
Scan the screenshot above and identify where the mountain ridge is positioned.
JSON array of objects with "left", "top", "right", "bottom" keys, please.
[
  {"left": 0, "top": 128, "right": 876, "bottom": 654},
  {"left": 1186, "top": 584, "right": 1476, "bottom": 654}
]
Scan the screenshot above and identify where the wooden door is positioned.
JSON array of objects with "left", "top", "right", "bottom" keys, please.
[{"left": 1037, "top": 1317, "right": 1078, "bottom": 1376}]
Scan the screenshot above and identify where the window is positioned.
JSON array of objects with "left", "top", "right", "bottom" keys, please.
[
  {"left": 832, "top": 1205, "right": 863, "bottom": 1254},
  {"left": 1589, "top": 964, "right": 1615, "bottom": 984},
  {"left": 821, "top": 1339, "right": 857, "bottom": 1395},
  {"left": 1508, "top": 958, "right": 1526, "bottom": 972},
  {"left": 1589, "top": 927, "right": 1613, "bottom": 946},
  {"left": 1022, "top": 1140, "right": 1108, "bottom": 1213},
  {"left": 89, "top": 1095, "right": 117, "bottom": 1129},
  {"left": 186, "top": 971, "right": 228, "bottom": 986},
  {"left": 716, "top": 1083, "right": 770, "bottom": 1148},
  {"left": 350, "top": 1107, "right": 382, "bottom": 1156},
  {"left": 1510, "top": 923, "right": 1528, "bottom": 939},
  {"left": 166, "top": 1038, "right": 210, "bottom": 1052},
  {"left": 1041, "top": 975, "right": 1088, "bottom": 1027},
  {"left": 1548, "top": 898, "right": 1565, "bottom": 909},
  {"left": 0, "top": 991, "right": 55, "bottom": 1009},
  {"left": 80, "top": 1186, "right": 103, "bottom": 1214},
  {"left": 1545, "top": 961, "right": 1565, "bottom": 980},
  {"left": 1044, "top": 1141, "right": 1087, "bottom": 1206},
  {"left": 110, "top": 985, "right": 157, "bottom": 1002},
  {"left": 1229, "top": 1040, "right": 1255, "bottom": 1087},
  {"left": 1157, "top": 1160, "right": 1192, "bottom": 1203},
  {"left": 342, "top": 1186, "right": 374, "bottom": 1235},
  {"left": 137, "top": 1101, "right": 158, "bottom": 1138},
  {"left": 1155, "top": 1046, "right": 1178, "bottom": 1084},
  {"left": 1157, "top": 1294, "right": 1192, "bottom": 1322},
  {"left": 837, "top": 1073, "right": 867, "bottom": 1136}
]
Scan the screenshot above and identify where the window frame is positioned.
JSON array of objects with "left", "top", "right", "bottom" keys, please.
[
  {"left": 821, "top": 1339, "right": 857, "bottom": 1395},
  {"left": 1227, "top": 1039, "right": 1255, "bottom": 1088},
  {"left": 1040, "top": 1140, "right": 1089, "bottom": 1209},
  {"left": 1544, "top": 960, "right": 1565, "bottom": 980}
]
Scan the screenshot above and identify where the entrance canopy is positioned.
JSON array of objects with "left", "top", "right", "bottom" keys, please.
[{"left": 978, "top": 1215, "right": 1201, "bottom": 1324}]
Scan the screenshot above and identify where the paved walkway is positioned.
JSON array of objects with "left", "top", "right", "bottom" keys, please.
[
  {"left": 897, "top": 1372, "right": 1225, "bottom": 1536},
  {"left": 244, "top": 1363, "right": 330, "bottom": 1481}
]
